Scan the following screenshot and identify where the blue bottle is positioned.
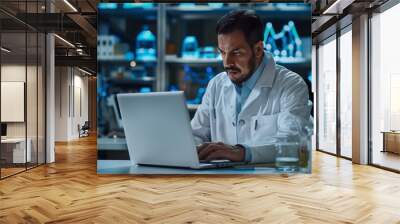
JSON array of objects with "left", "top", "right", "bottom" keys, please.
[
  {"left": 136, "top": 25, "right": 156, "bottom": 61},
  {"left": 182, "top": 36, "right": 199, "bottom": 58}
]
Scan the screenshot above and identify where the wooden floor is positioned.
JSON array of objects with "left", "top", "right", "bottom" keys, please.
[
  {"left": 1, "top": 167, "right": 26, "bottom": 178},
  {"left": 1, "top": 135, "right": 400, "bottom": 223}
]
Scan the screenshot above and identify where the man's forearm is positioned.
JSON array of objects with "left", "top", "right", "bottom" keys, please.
[{"left": 247, "top": 144, "right": 276, "bottom": 164}]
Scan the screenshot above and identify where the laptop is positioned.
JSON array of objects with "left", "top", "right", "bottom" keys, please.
[{"left": 117, "top": 91, "right": 246, "bottom": 169}]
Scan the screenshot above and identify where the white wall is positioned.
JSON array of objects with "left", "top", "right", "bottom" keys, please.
[
  {"left": 55, "top": 67, "right": 89, "bottom": 141},
  {"left": 1, "top": 64, "right": 46, "bottom": 164},
  {"left": 1, "top": 65, "right": 26, "bottom": 138},
  {"left": 55, "top": 67, "right": 69, "bottom": 141}
]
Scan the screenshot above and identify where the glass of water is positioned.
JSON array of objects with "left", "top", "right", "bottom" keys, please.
[{"left": 275, "top": 142, "right": 300, "bottom": 172}]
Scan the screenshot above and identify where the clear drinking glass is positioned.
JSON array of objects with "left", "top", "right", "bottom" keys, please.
[{"left": 275, "top": 141, "right": 300, "bottom": 172}]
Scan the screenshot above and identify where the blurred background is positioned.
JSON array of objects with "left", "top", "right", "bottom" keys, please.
[{"left": 97, "top": 2, "right": 311, "bottom": 160}]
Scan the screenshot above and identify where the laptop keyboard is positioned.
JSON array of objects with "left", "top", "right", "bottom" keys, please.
[{"left": 199, "top": 160, "right": 246, "bottom": 168}]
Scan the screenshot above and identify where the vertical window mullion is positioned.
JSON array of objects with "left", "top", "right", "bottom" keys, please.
[{"left": 336, "top": 28, "right": 341, "bottom": 157}]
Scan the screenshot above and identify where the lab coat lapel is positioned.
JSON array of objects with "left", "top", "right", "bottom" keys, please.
[
  {"left": 241, "top": 54, "right": 276, "bottom": 113},
  {"left": 222, "top": 82, "right": 237, "bottom": 120}
]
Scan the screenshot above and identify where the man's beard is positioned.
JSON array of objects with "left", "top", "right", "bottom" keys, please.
[{"left": 225, "top": 54, "right": 257, "bottom": 85}]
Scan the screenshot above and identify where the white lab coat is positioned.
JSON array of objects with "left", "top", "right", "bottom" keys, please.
[{"left": 191, "top": 53, "right": 313, "bottom": 163}]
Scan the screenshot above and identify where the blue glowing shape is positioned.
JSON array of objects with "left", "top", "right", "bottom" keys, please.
[
  {"left": 169, "top": 85, "right": 179, "bottom": 91},
  {"left": 208, "top": 3, "right": 224, "bottom": 8},
  {"left": 179, "top": 3, "right": 196, "bottom": 7},
  {"left": 139, "top": 87, "right": 152, "bottom": 93},
  {"left": 124, "top": 52, "right": 134, "bottom": 60},
  {"left": 308, "top": 72, "right": 312, "bottom": 82},
  {"left": 98, "top": 3, "right": 117, "bottom": 10},
  {"left": 182, "top": 36, "right": 199, "bottom": 58},
  {"left": 136, "top": 25, "right": 156, "bottom": 62},
  {"left": 201, "top": 46, "right": 217, "bottom": 59},
  {"left": 123, "top": 3, "right": 154, "bottom": 9},
  {"left": 264, "top": 21, "right": 304, "bottom": 61}
]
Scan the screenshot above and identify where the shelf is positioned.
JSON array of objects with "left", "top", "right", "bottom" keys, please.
[
  {"left": 166, "top": 5, "right": 310, "bottom": 19},
  {"left": 99, "top": 58, "right": 157, "bottom": 65},
  {"left": 107, "top": 77, "right": 156, "bottom": 85},
  {"left": 165, "top": 55, "right": 222, "bottom": 65},
  {"left": 99, "top": 58, "right": 131, "bottom": 63}
]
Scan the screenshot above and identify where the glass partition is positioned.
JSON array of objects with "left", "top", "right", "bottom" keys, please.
[
  {"left": 0, "top": 0, "right": 46, "bottom": 179},
  {"left": 339, "top": 27, "right": 352, "bottom": 158},
  {"left": 1, "top": 30, "right": 28, "bottom": 177},
  {"left": 371, "top": 3, "right": 400, "bottom": 171},
  {"left": 317, "top": 36, "right": 337, "bottom": 155}
]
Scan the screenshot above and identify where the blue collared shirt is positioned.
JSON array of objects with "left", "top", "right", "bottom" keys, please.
[{"left": 232, "top": 54, "right": 267, "bottom": 162}]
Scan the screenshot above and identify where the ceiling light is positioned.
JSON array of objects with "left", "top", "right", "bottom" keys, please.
[
  {"left": 323, "top": 0, "right": 341, "bottom": 14},
  {"left": 322, "top": 0, "right": 354, "bottom": 15},
  {"left": 1, "top": 47, "right": 11, "bottom": 53},
  {"left": 54, "top": 34, "right": 75, "bottom": 48},
  {"left": 63, "top": 0, "right": 78, "bottom": 12}
]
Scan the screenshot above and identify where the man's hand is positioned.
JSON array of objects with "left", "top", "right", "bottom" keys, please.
[{"left": 196, "top": 142, "right": 245, "bottom": 162}]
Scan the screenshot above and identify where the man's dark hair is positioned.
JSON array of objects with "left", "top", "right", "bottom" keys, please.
[{"left": 216, "top": 10, "right": 264, "bottom": 47}]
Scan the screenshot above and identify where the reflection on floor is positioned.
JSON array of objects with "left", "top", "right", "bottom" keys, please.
[
  {"left": 372, "top": 150, "right": 400, "bottom": 171},
  {"left": 0, "top": 163, "right": 41, "bottom": 178},
  {"left": 0, "top": 167, "right": 25, "bottom": 177},
  {"left": 0, "top": 135, "right": 400, "bottom": 223}
]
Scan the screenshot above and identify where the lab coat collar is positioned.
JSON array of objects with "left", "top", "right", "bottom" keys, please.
[
  {"left": 239, "top": 52, "right": 276, "bottom": 113},
  {"left": 257, "top": 51, "right": 276, "bottom": 88}
]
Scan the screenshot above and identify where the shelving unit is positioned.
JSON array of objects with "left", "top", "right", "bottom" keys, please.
[
  {"left": 98, "top": 4, "right": 160, "bottom": 139},
  {"left": 97, "top": 3, "right": 312, "bottom": 138},
  {"left": 165, "top": 55, "right": 222, "bottom": 65}
]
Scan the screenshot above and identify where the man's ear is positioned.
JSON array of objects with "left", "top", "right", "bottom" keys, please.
[{"left": 253, "top": 41, "right": 264, "bottom": 58}]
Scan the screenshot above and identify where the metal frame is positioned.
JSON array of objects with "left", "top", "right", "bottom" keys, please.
[
  {"left": 336, "top": 25, "right": 341, "bottom": 157},
  {"left": 316, "top": 0, "right": 400, "bottom": 172},
  {"left": 315, "top": 19, "right": 354, "bottom": 162},
  {"left": 157, "top": 4, "right": 166, "bottom": 92},
  {"left": 367, "top": 0, "right": 400, "bottom": 172},
  {"left": 315, "top": 32, "right": 338, "bottom": 156},
  {"left": 337, "top": 23, "right": 353, "bottom": 160},
  {"left": 0, "top": 0, "right": 47, "bottom": 180},
  {"left": 0, "top": 14, "right": 2, "bottom": 179},
  {"left": 315, "top": 44, "right": 319, "bottom": 151},
  {"left": 367, "top": 11, "right": 373, "bottom": 166},
  {"left": 25, "top": 2, "right": 28, "bottom": 171}
]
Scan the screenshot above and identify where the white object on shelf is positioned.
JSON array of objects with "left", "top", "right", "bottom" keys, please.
[{"left": 97, "top": 35, "right": 120, "bottom": 60}]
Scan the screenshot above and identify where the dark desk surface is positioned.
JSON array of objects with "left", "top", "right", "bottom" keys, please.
[{"left": 97, "top": 160, "right": 310, "bottom": 174}]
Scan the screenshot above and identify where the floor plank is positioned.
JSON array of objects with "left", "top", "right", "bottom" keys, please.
[{"left": 1, "top": 135, "right": 400, "bottom": 223}]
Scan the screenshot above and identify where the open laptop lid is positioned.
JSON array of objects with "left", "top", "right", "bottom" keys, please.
[{"left": 117, "top": 91, "right": 201, "bottom": 168}]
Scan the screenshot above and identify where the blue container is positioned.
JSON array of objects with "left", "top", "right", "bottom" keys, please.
[
  {"left": 182, "top": 36, "right": 199, "bottom": 58},
  {"left": 136, "top": 25, "right": 156, "bottom": 62},
  {"left": 200, "top": 46, "right": 216, "bottom": 59}
]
